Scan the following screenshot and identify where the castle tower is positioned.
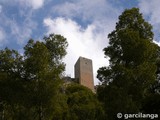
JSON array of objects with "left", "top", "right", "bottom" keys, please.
[{"left": 74, "top": 57, "right": 94, "bottom": 91}]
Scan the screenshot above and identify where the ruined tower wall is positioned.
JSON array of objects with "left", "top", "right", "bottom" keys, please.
[{"left": 74, "top": 57, "right": 94, "bottom": 91}]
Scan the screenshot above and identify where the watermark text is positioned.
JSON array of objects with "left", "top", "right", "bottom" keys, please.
[{"left": 117, "top": 112, "right": 158, "bottom": 119}]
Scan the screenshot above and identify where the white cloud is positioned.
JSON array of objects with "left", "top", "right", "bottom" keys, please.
[
  {"left": 1, "top": 0, "right": 45, "bottom": 9},
  {"left": 0, "top": 0, "right": 45, "bottom": 46},
  {"left": 53, "top": 0, "right": 120, "bottom": 22},
  {"left": 44, "top": 0, "right": 121, "bottom": 85},
  {"left": 0, "top": 1, "right": 41, "bottom": 45},
  {"left": 10, "top": 19, "right": 37, "bottom": 45},
  {"left": 0, "top": 12, "right": 37, "bottom": 45},
  {"left": 153, "top": 40, "right": 160, "bottom": 46},
  {"left": 0, "top": 4, "right": 37, "bottom": 46},
  {"left": 0, "top": 28, "right": 7, "bottom": 47},
  {"left": 139, "top": 0, "right": 160, "bottom": 25},
  {"left": 44, "top": 17, "right": 109, "bottom": 84},
  {"left": 139, "top": 0, "right": 160, "bottom": 40},
  {"left": 0, "top": 5, "right": 2, "bottom": 13},
  {"left": 23, "top": 0, "right": 44, "bottom": 9}
]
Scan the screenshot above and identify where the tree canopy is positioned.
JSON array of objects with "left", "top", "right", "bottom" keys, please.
[
  {"left": 97, "top": 8, "right": 160, "bottom": 120},
  {"left": 0, "top": 34, "right": 104, "bottom": 120},
  {"left": 65, "top": 84, "right": 104, "bottom": 120},
  {"left": 1, "top": 7, "right": 160, "bottom": 120},
  {"left": 0, "top": 34, "right": 68, "bottom": 120}
]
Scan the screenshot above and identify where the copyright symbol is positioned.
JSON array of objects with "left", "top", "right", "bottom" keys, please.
[{"left": 117, "top": 113, "right": 122, "bottom": 119}]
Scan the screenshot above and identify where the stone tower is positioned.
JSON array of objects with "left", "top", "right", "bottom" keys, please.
[{"left": 74, "top": 57, "right": 94, "bottom": 91}]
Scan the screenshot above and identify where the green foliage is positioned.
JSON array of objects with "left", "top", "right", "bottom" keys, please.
[
  {"left": 97, "top": 8, "right": 159, "bottom": 120},
  {"left": 44, "top": 34, "right": 68, "bottom": 76},
  {"left": 104, "top": 8, "right": 157, "bottom": 67},
  {"left": 65, "top": 84, "right": 104, "bottom": 120},
  {"left": 0, "top": 33, "right": 103, "bottom": 120},
  {"left": 142, "top": 93, "right": 160, "bottom": 114},
  {"left": 0, "top": 34, "right": 68, "bottom": 119},
  {"left": 0, "top": 48, "right": 25, "bottom": 119}
]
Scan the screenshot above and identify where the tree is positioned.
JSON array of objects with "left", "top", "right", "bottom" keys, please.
[
  {"left": 65, "top": 84, "right": 104, "bottom": 120},
  {"left": 44, "top": 34, "right": 68, "bottom": 76},
  {"left": 0, "top": 34, "right": 68, "bottom": 120},
  {"left": 141, "top": 53, "right": 160, "bottom": 115},
  {"left": 0, "top": 48, "right": 25, "bottom": 119},
  {"left": 97, "top": 8, "right": 159, "bottom": 120},
  {"left": 23, "top": 34, "right": 68, "bottom": 120}
]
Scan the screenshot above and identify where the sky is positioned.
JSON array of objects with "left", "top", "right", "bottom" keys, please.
[{"left": 1, "top": 0, "right": 160, "bottom": 85}]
